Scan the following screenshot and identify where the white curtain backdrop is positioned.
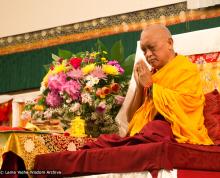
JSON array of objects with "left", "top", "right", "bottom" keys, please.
[{"left": 187, "top": 0, "right": 220, "bottom": 9}]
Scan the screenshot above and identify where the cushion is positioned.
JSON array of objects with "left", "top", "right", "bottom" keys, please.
[{"left": 204, "top": 89, "right": 220, "bottom": 144}]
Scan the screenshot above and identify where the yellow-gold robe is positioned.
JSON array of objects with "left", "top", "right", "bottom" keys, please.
[{"left": 128, "top": 55, "right": 213, "bottom": 145}]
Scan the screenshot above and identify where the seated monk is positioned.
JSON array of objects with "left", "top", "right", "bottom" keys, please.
[{"left": 127, "top": 24, "right": 213, "bottom": 145}]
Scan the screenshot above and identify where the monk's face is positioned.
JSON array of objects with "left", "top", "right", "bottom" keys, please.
[{"left": 140, "top": 29, "right": 173, "bottom": 70}]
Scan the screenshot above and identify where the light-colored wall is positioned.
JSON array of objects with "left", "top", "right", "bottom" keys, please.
[{"left": 0, "top": 0, "right": 185, "bottom": 38}]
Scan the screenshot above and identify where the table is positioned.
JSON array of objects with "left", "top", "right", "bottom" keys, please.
[{"left": 0, "top": 131, "right": 95, "bottom": 171}]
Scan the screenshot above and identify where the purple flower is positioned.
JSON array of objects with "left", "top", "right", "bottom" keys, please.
[
  {"left": 107, "top": 60, "right": 124, "bottom": 74},
  {"left": 115, "top": 95, "right": 125, "bottom": 105},
  {"left": 91, "top": 66, "right": 107, "bottom": 79},
  {"left": 48, "top": 73, "right": 67, "bottom": 92},
  {"left": 107, "top": 60, "right": 119, "bottom": 65},
  {"left": 46, "top": 91, "right": 62, "bottom": 107},
  {"left": 61, "top": 80, "right": 81, "bottom": 100},
  {"left": 67, "top": 69, "right": 83, "bottom": 79},
  {"left": 96, "top": 102, "right": 106, "bottom": 114}
]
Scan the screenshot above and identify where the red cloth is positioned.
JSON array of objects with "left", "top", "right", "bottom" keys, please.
[
  {"left": 0, "top": 126, "right": 25, "bottom": 131},
  {"left": 178, "top": 170, "right": 220, "bottom": 178},
  {"left": 34, "top": 142, "right": 166, "bottom": 178},
  {"left": 189, "top": 52, "right": 220, "bottom": 63},
  {"left": 34, "top": 142, "right": 220, "bottom": 178},
  {"left": 0, "top": 151, "right": 28, "bottom": 178},
  {"left": 203, "top": 89, "right": 220, "bottom": 144},
  {"left": 34, "top": 120, "right": 220, "bottom": 178},
  {"left": 0, "top": 100, "right": 12, "bottom": 122},
  {"left": 165, "top": 143, "right": 220, "bottom": 170},
  {"left": 83, "top": 120, "right": 175, "bottom": 149}
]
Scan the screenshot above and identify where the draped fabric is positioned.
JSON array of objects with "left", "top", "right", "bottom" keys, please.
[
  {"left": 0, "top": 97, "right": 12, "bottom": 125},
  {"left": 83, "top": 120, "right": 175, "bottom": 149},
  {"left": 128, "top": 55, "right": 213, "bottom": 145}
]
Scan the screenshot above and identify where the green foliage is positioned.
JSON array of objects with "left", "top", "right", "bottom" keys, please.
[
  {"left": 45, "top": 39, "right": 135, "bottom": 78},
  {"left": 43, "top": 64, "right": 50, "bottom": 72},
  {"left": 37, "top": 97, "right": 45, "bottom": 105},
  {"left": 58, "top": 49, "right": 73, "bottom": 59},
  {"left": 121, "top": 53, "right": 135, "bottom": 77},
  {"left": 110, "top": 40, "right": 124, "bottom": 64},
  {"left": 94, "top": 39, "right": 108, "bottom": 54}
]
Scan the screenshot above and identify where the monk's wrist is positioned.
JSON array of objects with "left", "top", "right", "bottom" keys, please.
[{"left": 144, "top": 80, "right": 153, "bottom": 89}]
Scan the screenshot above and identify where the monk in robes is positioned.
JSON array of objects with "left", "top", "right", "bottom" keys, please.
[{"left": 128, "top": 24, "right": 213, "bottom": 145}]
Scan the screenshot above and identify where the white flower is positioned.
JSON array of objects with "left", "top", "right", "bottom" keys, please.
[
  {"left": 43, "top": 110, "right": 52, "bottom": 119},
  {"left": 40, "top": 85, "right": 46, "bottom": 93},
  {"left": 81, "top": 92, "right": 92, "bottom": 106},
  {"left": 69, "top": 103, "right": 81, "bottom": 112},
  {"left": 66, "top": 98, "right": 72, "bottom": 103},
  {"left": 24, "top": 139, "right": 35, "bottom": 153},
  {"left": 85, "top": 75, "right": 99, "bottom": 87},
  {"left": 85, "top": 75, "right": 93, "bottom": 81}
]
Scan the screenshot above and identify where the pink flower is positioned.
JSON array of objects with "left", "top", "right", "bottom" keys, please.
[
  {"left": 69, "top": 58, "right": 82, "bottom": 69},
  {"left": 48, "top": 73, "right": 67, "bottom": 92},
  {"left": 46, "top": 91, "right": 62, "bottom": 107},
  {"left": 96, "top": 102, "right": 106, "bottom": 113},
  {"left": 67, "top": 69, "right": 83, "bottom": 79},
  {"left": 107, "top": 60, "right": 124, "bottom": 74},
  {"left": 62, "top": 80, "right": 81, "bottom": 100},
  {"left": 115, "top": 95, "right": 125, "bottom": 105},
  {"left": 91, "top": 66, "right": 107, "bottom": 79}
]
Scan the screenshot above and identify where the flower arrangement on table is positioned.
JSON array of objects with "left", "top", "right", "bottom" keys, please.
[{"left": 21, "top": 40, "right": 135, "bottom": 137}]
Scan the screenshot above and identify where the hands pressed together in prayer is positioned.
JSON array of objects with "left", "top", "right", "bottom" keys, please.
[{"left": 134, "top": 60, "right": 153, "bottom": 89}]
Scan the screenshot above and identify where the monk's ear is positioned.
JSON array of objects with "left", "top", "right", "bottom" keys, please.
[{"left": 167, "top": 38, "right": 173, "bottom": 50}]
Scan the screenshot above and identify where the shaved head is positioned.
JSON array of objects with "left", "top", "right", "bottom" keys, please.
[
  {"left": 140, "top": 24, "right": 175, "bottom": 69},
  {"left": 141, "top": 24, "right": 172, "bottom": 46},
  {"left": 142, "top": 24, "right": 171, "bottom": 37}
]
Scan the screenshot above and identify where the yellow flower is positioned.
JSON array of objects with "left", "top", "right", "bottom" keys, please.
[
  {"left": 103, "top": 51, "right": 108, "bottom": 54},
  {"left": 101, "top": 57, "right": 108, "bottom": 63},
  {"left": 41, "top": 70, "right": 52, "bottom": 87},
  {"left": 52, "top": 63, "right": 66, "bottom": 74},
  {"left": 82, "top": 64, "right": 95, "bottom": 75},
  {"left": 100, "top": 94, "right": 106, "bottom": 99},
  {"left": 33, "top": 105, "right": 45, "bottom": 111},
  {"left": 102, "top": 64, "right": 119, "bottom": 75},
  {"left": 90, "top": 52, "right": 96, "bottom": 58}
]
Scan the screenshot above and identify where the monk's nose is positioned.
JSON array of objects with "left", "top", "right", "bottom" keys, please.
[{"left": 146, "top": 49, "right": 153, "bottom": 58}]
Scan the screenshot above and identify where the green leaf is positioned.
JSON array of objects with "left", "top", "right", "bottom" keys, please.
[
  {"left": 110, "top": 40, "right": 124, "bottom": 63},
  {"left": 121, "top": 53, "right": 135, "bottom": 77},
  {"left": 43, "top": 64, "right": 50, "bottom": 72},
  {"left": 75, "top": 52, "right": 86, "bottom": 58},
  {"left": 95, "top": 39, "right": 108, "bottom": 52},
  {"left": 51, "top": 53, "right": 60, "bottom": 61},
  {"left": 58, "top": 49, "right": 72, "bottom": 59},
  {"left": 38, "top": 97, "right": 45, "bottom": 105}
]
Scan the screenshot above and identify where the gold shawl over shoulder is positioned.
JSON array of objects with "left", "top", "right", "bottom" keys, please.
[{"left": 128, "top": 55, "right": 213, "bottom": 145}]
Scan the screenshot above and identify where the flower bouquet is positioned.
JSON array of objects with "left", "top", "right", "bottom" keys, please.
[{"left": 22, "top": 40, "right": 135, "bottom": 137}]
